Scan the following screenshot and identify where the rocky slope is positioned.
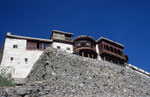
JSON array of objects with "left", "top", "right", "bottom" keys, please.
[{"left": 1, "top": 47, "right": 150, "bottom": 97}]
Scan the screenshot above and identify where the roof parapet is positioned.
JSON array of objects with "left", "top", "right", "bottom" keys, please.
[
  {"left": 127, "top": 64, "right": 150, "bottom": 77},
  {"left": 7, "top": 32, "right": 11, "bottom": 35},
  {"left": 6, "top": 33, "right": 53, "bottom": 42},
  {"left": 52, "top": 30, "right": 74, "bottom": 35},
  {"left": 73, "top": 35, "right": 96, "bottom": 43},
  {"left": 50, "top": 30, "right": 74, "bottom": 39},
  {"left": 97, "top": 37, "right": 125, "bottom": 48}
]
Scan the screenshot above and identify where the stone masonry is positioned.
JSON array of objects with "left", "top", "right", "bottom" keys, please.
[{"left": 0, "top": 47, "right": 150, "bottom": 97}]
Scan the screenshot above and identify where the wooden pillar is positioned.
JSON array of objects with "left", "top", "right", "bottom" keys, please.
[
  {"left": 111, "top": 60, "right": 112, "bottom": 63},
  {"left": 92, "top": 54, "right": 94, "bottom": 58},
  {"left": 104, "top": 57, "right": 106, "bottom": 61},
  {"left": 82, "top": 51, "right": 84, "bottom": 57},
  {"left": 88, "top": 53, "right": 90, "bottom": 58}
]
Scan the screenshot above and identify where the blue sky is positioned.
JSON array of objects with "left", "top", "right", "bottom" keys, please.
[{"left": 0, "top": 0, "right": 150, "bottom": 72}]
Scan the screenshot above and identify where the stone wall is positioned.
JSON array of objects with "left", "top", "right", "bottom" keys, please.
[
  {"left": 0, "top": 50, "right": 2, "bottom": 64},
  {"left": 0, "top": 48, "right": 150, "bottom": 97},
  {"left": 52, "top": 42, "right": 73, "bottom": 53},
  {"left": 26, "top": 48, "right": 150, "bottom": 97},
  {"left": 1, "top": 38, "right": 43, "bottom": 78}
]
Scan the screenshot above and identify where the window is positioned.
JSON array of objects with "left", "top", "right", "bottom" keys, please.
[
  {"left": 118, "top": 50, "right": 121, "bottom": 55},
  {"left": 37, "top": 42, "right": 42, "bottom": 49},
  {"left": 25, "top": 58, "right": 28, "bottom": 61},
  {"left": 13, "top": 45, "right": 18, "bottom": 48},
  {"left": 37, "top": 43, "right": 40, "bottom": 49},
  {"left": 27, "top": 41, "right": 36, "bottom": 50},
  {"left": 66, "top": 47, "right": 70, "bottom": 50},
  {"left": 91, "top": 43, "right": 94, "bottom": 48},
  {"left": 110, "top": 46, "right": 114, "bottom": 52},
  {"left": 10, "top": 57, "right": 13, "bottom": 61},
  {"left": 65, "top": 35, "right": 71, "bottom": 40},
  {"left": 25, "top": 58, "right": 28, "bottom": 64},
  {"left": 44, "top": 43, "right": 50, "bottom": 49},
  {"left": 57, "top": 46, "right": 61, "bottom": 49},
  {"left": 106, "top": 45, "right": 109, "bottom": 50},
  {"left": 86, "top": 42, "right": 90, "bottom": 47},
  {"left": 104, "top": 45, "right": 106, "bottom": 49},
  {"left": 39, "top": 43, "right": 42, "bottom": 49},
  {"left": 77, "top": 43, "right": 80, "bottom": 47},
  {"left": 81, "top": 42, "right": 85, "bottom": 47},
  {"left": 114, "top": 48, "right": 117, "bottom": 53}
]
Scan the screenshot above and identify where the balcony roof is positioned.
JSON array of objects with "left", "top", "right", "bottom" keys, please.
[
  {"left": 6, "top": 32, "right": 52, "bottom": 42},
  {"left": 49, "top": 30, "right": 74, "bottom": 39},
  {"left": 97, "top": 37, "right": 124, "bottom": 48},
  {"left": 73, "top": 35, "right": 96, "bottom": 43}
]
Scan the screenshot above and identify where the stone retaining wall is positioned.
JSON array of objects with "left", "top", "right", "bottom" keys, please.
[{"left": 0, "top": 48, "right": 150, "bottom": 97}]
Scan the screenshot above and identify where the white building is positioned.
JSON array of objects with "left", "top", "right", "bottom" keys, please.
[
  {"left": 50, "top": 30, "right": 73, "bottom": 53},
  {"left": 0, "top": 32, "right": 53, "bottom": 78},
  {"left": 4, "top": 30, "right": 148, "bottom": 80},
  {"left": 0, "top": 30, "right": 74, "bottom": 79}
]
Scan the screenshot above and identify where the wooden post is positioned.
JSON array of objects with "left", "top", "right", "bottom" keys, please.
[
  {"left": 88, "top": 54, "right": 90, "bottom": 58},
  {"left": 104, "top": 57, "right": 105, "bottom": 61},
  {"left": 82, "top": 52, "right": 84, "bottom": 57},
  {"left": 92, "top": 54, "right": 94, "bottom": 58}
]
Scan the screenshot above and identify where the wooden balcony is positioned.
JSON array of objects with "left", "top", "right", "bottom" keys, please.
[
  {"left": 99, "top": 49, "right": 127, "bottom": 61},
  {"left": 73, "top": 46, "right": 96, "bottom": 52}
]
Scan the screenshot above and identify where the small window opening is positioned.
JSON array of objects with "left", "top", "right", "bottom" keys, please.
[
  {"left": 86, "top": 42, "right": 90, "bottom": 47},
  {"left": 65, "top": 35, "right": 71, "bottom": 40},
  {"left": 118, "top": 50, "right": 121, "bottom": 55},
  {"left": 110, "top": 46, "right": 114, "bottom": 52},
  {"left": 10, "top": 57, "right": 13, "bottom": 61},
  {"left": 37, "top": 42, "right": 42, "bottom": 49},
  {"left": 81, "top": 42, "right": 85, "bottom": 47},
  {"left": 114, "top": 48, "right": 117, "bottom": 53},
  {"left": 106, "top": 45, "right": 109, "bottom": 50},
  {"left": 37, "top": 43, "right": 39, "bottom": 49},
  {"left": 25, "top": 58, "right": 28, "bottom": 64},
  {"left": 77, "top": 42, "right": 80, "bottom": 47},
  {"left": 57, "top": 46, "right": 61, "bottom": 49},
  {"left": 104, "top": 45, "right": 106, "bottom": 49},
  {"left": 13, "top": 45, "right": 18, "bottom": 48},
  {"left": 39, "top": 43, "right": 42, "bottom": 49},
  {"left": 66, "top": 47, "right": 70, "bottom": 50},
  {"left": 44, "top": 43, "right": 50, "bottom": 49}
]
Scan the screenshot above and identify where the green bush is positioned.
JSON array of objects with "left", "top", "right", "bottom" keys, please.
[{"left": 0, "top": 67, "right": 15, "bottom": 87}]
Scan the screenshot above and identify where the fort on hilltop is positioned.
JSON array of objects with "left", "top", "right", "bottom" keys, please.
[{"left": 0, "top": 30, "right": 149, "bottom": 79}]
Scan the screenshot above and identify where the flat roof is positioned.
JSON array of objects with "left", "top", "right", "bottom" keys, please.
[
  {"left": 97, "top": 37, "right": 124, "bottom": 48},
  {"left": 49, "top": 30, "right": 74, "bottom": 39},
  {"left": 73, "top": 35, "right": 96, "bottom": 43},
  {"left": 7, "top": 33, "right": 53, "bottom": 42}
]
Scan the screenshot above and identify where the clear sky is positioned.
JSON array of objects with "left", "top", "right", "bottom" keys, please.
[{"left": 0, "top": 0, "right": 150, "bottom": 72}]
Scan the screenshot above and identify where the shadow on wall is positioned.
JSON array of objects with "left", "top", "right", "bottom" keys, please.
[{"left": 0, "top": 43, "right": 4, "bottom": 64}]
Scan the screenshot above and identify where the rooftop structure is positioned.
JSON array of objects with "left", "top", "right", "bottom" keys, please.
[
  {"left": 73, "top": 36, "right": 97, "bottom": 59},
  {"left": 50, "top": 30, "right": 73, "bottom": 44},
  {"left": 97, "top": 37, "right": 128, "bottom": 64},
  {"left": 0, "top": 30, "right": 129, "bottom": 79}
]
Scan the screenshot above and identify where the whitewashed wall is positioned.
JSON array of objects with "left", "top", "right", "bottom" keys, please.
[
  {"left": 1, "top": 37, "right": 103, "bottom": 79},
  {"left": 96, "top": 44, "right": 102, "bottom": 60},
  {"left": 1, "top": 38, "right": 43, "bottom": 78},
  {"left": 52, "top": 42, "right": 73, "bottom": 53}
]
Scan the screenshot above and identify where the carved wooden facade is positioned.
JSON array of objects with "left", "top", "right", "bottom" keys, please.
[
  {"left": 97, "top": 38, "right": 128, "bottom": 64},
  {"left": 73, "top": 36, "right": 128, "bottom": 64},
  {"left": 27, "top": 40, "right": 52, "bottom": 50},
  {"left": 73, "top": 36, "right": 97, "bottom": 59}
]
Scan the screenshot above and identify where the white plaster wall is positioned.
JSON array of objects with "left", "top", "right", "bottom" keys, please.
[
  {"left": 52, "top": 42, "right": 73, "bottom": 53},
  {"left": 96, "top": 44, "right": 102, "bottom": 61},
  {"left": 1, "top": 38, "right": 43, "bottom": 78}
]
